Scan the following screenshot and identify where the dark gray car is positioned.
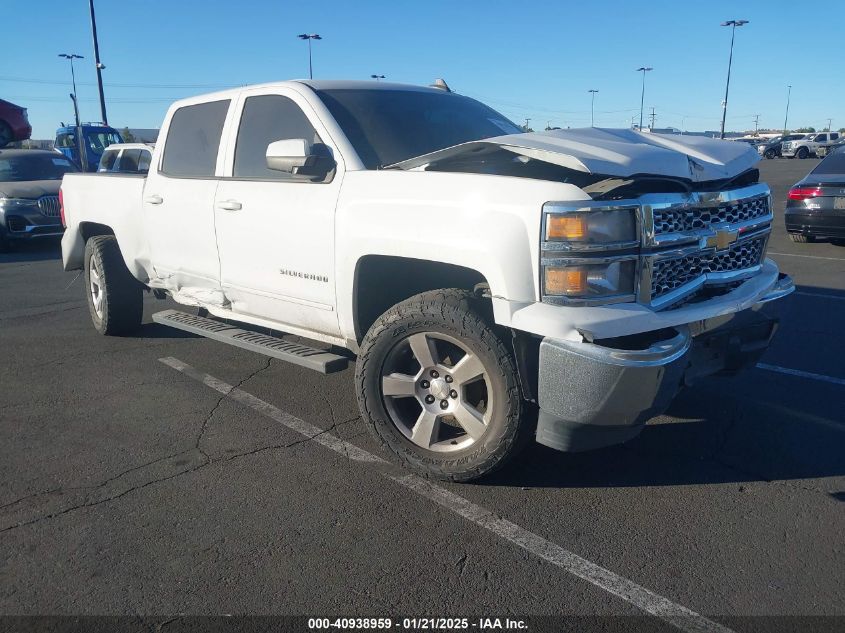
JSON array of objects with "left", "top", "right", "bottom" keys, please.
[
  {"left": 784, "top": 147, "right": 845, "bottom": 243},
  {"left": 0, "top": 149, "right": 78, "bottom": 252}
]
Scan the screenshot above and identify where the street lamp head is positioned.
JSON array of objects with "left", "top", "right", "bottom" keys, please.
[
  {"left": 370, "top": 74, "right": 385, "bottom": 80},
  {"left": 588, "top": 89, "right": 598, "bottom": 93},
  {"left": 59, "top": 53, "right": 84, "bottom": 60},
  {"left": 636, "top": 67, "right": 653, "bottom": 72},
  {"left": 721, "top": 19, "right": 749, "bottom": 26},
  {"left": 298, "top": 33, "right": 321, "bottom": 40}
]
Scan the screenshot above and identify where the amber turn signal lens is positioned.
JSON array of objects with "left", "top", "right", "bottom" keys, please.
[
  {"left": 545, "top": 267, "right": 587, "bottom": 295},
  {"left": 547, "top": 215, "right": 587, "bottom": 240}
]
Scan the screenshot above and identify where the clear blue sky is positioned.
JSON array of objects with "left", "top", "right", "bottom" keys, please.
[{"left": 4, "top": 0, "right": 843, "bottom": 138}]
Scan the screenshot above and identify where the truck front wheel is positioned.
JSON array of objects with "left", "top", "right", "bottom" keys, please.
[
  {"left": 796, "top": 147, "right": 809, "bottom": 159},
  {"left": 84, "top": 235, "right": 143, "bottom": 335},
  {"left": 356, "top": 289, "right": 528, "bottom": 482}
]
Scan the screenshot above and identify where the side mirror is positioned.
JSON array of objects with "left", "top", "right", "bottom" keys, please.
[
  {"left": 266, "top": 138, "right": 311, "bottom": 173},
  {"left": 266, "top": 138, "right": 336, "bottom": 180}
]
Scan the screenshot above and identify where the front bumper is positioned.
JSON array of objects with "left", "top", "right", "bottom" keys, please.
[{"left": 535, "top": 273, "right": 793, "bottom": 452}]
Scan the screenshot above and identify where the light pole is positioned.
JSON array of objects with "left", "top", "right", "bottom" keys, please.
[
  {"left": 88, "top": 0, "right": 108, "bottom": 125},
  {"left": 782, "top": 85, "right": 791, "bottom": 135},
  {"left": 719, "top": 19, "right": 749, "bottom": 139},
  {"left": 636, "top": 67, "right": 652, "bottom": 130},
  {"left": 59, "top": 53, "right": 85, "bottom": 169},
  {"left": 588, "top": 89, "right": 598, "bottom": 127},
  {"left": 297, "top": 33, "right": 322, "bottom": 79},
  {"left": 370, "top": 74, "right": 385, "bottom": 81}
]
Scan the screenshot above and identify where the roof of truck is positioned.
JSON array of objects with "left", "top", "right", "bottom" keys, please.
[{"left": 170, "top": 80, "right": 455, "bottom": 106}]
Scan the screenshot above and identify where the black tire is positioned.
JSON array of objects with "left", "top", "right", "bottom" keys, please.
[
  {"left": 0, "top": 121, "right": 11, "bottom": 148},
  {"left": 764, "top": 149, "right": 776, "bottom": 159},
  {"left": 356, "top": 288, "right": 528, "bottom": 482},
  {"left": 796, "top": 147, "right": 809, "bottom": 159},
  {"left": 788, "top": 233, "right": 814, "bottom": 243},
  {"left": 84, "top": 235, "right": 143, "bottom": 335}
]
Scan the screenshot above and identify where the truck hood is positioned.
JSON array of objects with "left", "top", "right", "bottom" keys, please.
[
  {"left": 390, "top": 128, "right": 761, "bottom": 183},
  {"left": 0, "top": 180, "right": 62, "bottom": 199}
]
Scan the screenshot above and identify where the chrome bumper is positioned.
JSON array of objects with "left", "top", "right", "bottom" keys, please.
[{"left": 534, "top": 278, "right": 790, "bottom": 453}]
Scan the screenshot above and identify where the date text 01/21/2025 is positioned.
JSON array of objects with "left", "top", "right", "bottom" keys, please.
[{"left": 306, "top": 617, "right": 528, "bottom": 630}]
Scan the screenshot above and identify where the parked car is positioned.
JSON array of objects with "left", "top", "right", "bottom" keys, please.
[
  {"left": 59, "top": 80, "right": 793, "bottom": 480},
  {"left": 814, "top": 137, "right": 845, "bottom": 158},
  {"left": 0, "top": 99, "right": 32, "bottom": 148},
  {"left": 782, "top": 131, "right": 840, "bottom": 159},
  {"left": 758, "top": 134, "right": 808, "bottom": 159},
  {"left": 55, "top": 124, "right": 123, "bottom": 172},
  {"left": 98, "top": 143, "right": 154, "bottom": 174},
  {"left": 0, "top": 149, "right": 78, "bottom": 252},
  {"left": 785, "top": 147, "right": 845, "bottom": 243}
]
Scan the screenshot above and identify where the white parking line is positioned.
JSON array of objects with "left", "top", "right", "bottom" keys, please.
[
  {"left": 159, "top": 356, "right": 735, "bottom": 633},
  {"left": 768, "top": 251, "right": 845, "bottom": 262},
  {"left": 756, "top": 362, "right": 845, "bottom": 387}
]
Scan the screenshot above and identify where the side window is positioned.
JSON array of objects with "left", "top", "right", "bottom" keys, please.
[
  {"left": 233, "top": 94, "right": 323, "bottom": 179},
  {"left": 161, "top": 100, "right": 230, "bottom": 177},
  {"left": 831, "top": 133, "right": 839, "bottom": 140},
  {"left": 98, "top": 150, "right": 118, "bottom": 172},
  {"left": 138, "top": 150, "right": 152, "bottom": 173},
  {"left": 119, "top": 149, "right": 142, "bottom": 173},
  {"left": 57, "top": 133, "right": 76, "bottom": 149}
]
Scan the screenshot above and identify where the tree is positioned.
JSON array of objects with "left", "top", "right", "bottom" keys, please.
[
  {"left": 120, "top": 127, "right": 136, "bottom": 142},
  {"left": 795, "top": 127, "right": 815, "bottom": 133}
]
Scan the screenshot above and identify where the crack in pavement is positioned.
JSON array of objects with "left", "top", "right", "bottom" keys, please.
[{"left": 0, "top": 358, "right": 277, "bottom": 534}]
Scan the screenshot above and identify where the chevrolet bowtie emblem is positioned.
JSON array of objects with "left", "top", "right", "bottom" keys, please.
[{"left": 706, "top": 229, "right": 739, "bottom": 250}]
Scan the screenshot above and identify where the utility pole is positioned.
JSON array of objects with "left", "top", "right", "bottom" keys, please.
[
  {"left": 719, "top": 19, "right": 749, "bottom": 139},
  {"left": 753, "top": 114, "right": 760, "bottom": 134},
  {"left": 636, "top": 67, "right": 652, "bottom": 130},
  {"left": 827, "top": 118, "right": 833, "bottom": 132},
  {"left": 88, "top": 0, "right": 108, "bottom": 125},
  {"left": 588, "top": 89, "right": 598, "bottom": 127},
  {"left": 782, "top": 85, "right": 792, "bottom": 135},
  {"left": 523, "top": 118, "right": 531, "bottom": 131},
  {"left": 649, "top": 107, "right": 656, "bottom": 130}
]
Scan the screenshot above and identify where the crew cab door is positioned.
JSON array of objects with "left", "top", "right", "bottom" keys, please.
[
  {"left": 143, "top": 98, "right": 234, "bottom": 303},
  {"left": 213, "top": 88, "right": 343, "bottom": 336}
]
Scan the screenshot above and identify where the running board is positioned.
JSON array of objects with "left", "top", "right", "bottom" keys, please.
[{"left": 152, "top": 309, "right": 348, "bottom": 374}]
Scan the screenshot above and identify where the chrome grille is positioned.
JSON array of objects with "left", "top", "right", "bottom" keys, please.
[
  {"left": 651, "top": 235, "right": 766, "bottom": 299},
  {"left": 653, "top": 195, "right": 770, "bottom": 235},
  {"left": 38, "top": 196, "right": 61, "bottom": 217}
]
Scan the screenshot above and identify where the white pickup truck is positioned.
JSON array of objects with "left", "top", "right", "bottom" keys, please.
[{"left": 60, "top": 80, "right": 793, "bottom": 481}]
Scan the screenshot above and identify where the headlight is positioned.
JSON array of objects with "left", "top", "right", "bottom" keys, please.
[
  {"left": 545, "top": 209, "right": 637, "bottom": 245},
  {"left": 0, "top": 198, "right": 38, "bottom": 210},
  {"left": 543, "top": 260, "right": 636, "bottom": 299}
]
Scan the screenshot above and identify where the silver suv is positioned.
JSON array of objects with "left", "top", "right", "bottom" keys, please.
[{"left": 782, "top": 132, "right": 840, "bottom": 159}]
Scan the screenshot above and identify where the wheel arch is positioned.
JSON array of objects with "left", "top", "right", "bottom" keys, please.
[{"left": 352, "top": 255, "right": 490, "bottom": 342}]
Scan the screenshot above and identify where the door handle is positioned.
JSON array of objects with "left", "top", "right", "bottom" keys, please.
[
  {"left": 216, "top": 200, "right": 242, "bottom": 211},
  {"left": 144, "top": 194, "right": 163, "bottom": 205}
]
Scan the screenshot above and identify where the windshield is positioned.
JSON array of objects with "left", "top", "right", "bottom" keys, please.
[
  {"left": 314, "top": 88, "right": 522, "bottom": 169},
  {"left": 0, "top": 153, "right": 79, "bottom": 182}
]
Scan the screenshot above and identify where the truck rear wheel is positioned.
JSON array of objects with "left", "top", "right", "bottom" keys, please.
[
  {"left": 84, "top": 235, "right": 143, "bottom": 335},
  {"left": 356, "top": 289, "right": 528, "bottom": 482}
]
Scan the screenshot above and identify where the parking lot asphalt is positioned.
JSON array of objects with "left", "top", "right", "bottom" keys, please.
[{"left": 0, "top": 158, "right": 843, "bottom": 629}]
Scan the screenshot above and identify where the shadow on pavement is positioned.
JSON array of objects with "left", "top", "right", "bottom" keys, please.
[{"left": 0, "top": 238, "right": 63, "bottom": 264}]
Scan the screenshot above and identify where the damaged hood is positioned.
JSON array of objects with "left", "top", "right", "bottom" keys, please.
[{"left": 390, "top": 128, "right": 761, "bottom": 182}]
